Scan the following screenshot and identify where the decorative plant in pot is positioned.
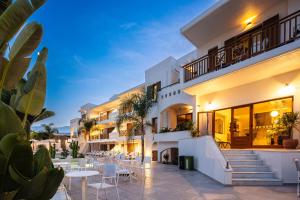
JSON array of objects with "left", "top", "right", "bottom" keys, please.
[
  {"left": 278, "top": 112, "right": 300, "bottom": 149},
  {"left": 163, "top": 153, "right": 169, "bottom": 164}
]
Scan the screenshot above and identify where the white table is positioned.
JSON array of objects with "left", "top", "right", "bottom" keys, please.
[
  {"left": 65, "top": 170, "right": 99, "bottom": 200},
  {"left": 53, "top": 162, "right": 70, "bottom": 166}
]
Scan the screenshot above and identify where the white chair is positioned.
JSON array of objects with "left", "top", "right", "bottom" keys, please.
[
  {"left": 88, "top": 164, "right": 120, "bottom": 200},
  {"left": 294, "top": 158, "right": 300, "bottom": 198}
]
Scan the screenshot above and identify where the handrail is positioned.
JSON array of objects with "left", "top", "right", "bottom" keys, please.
[
  {"left": 210, "top": 135, "right": 231, "bottom": 170},
  {"left": 160, "top": 80, "right": 180, "bottom": 90},
  {"left": 183, "top": 10, "right": 300, "bottom": 82}
]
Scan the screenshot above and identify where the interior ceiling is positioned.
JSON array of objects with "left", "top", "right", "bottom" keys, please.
[{"left": 182, "top": 0, "right": 283, "bottom": 48}]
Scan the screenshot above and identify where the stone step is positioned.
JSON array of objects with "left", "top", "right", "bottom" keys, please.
[
  {"left": 232, "top": 172, "right": 274, "bottom": 179},
  {"left": 231, "top": 165, "right": 270, "bottom": 172},
  {"left": 228, "top": 160, "right": 263, "bottom": 165},
  {"left": 232, "top": 178, "right": 282, "bottom": 186},
  {"left": 224, "top": 154, "right": 257, "bottom": 160},
  {"left": 222, "top": 150, "right": 254, "bottom": 155}
]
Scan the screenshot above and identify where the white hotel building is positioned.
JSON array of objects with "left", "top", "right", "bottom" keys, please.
[{"left": 71, "top": 0, "right": 300, "bottom": 185}]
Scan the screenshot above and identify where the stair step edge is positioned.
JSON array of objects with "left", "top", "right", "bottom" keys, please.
[{"left": 232, "top": 178, "right": 281, "bottom": 181}]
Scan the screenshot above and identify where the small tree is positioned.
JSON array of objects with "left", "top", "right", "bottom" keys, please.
[
  {"left": 40, "top": 123, "right": 58, "bottom": 139},
  {"left": 116, "top": 91, "right": 153, "bottom": 163}
]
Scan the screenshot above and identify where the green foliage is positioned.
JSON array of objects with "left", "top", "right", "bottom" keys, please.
[
  {"left": 175, "top": 121, "right": 194, "bottom": 131},
  {"left": 159, "top": 127, "right": 173, "bottom": 133},
  {"left": 69, "top": 140, "right": 79, "bottom": 158},
  {"left": 49, "top": 142, "right": 56, "bottom": 159},
  {"left": 61, "top": 149, "right": 69, "bottom": 158},
  {"left": 277, "top": 112, "right": 300, "bottom": 138},
  {"left": 0, "top": 0, "right": 63, "bottom": 199},
  {"left": 116, "top": 91, "right": 153, "bottom": 163}
]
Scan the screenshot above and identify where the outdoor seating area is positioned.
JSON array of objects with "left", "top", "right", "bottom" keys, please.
[{"left": 51, "top": 153, "right": 151, "bottom": 200}]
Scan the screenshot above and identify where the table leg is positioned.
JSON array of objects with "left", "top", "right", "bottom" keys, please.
[{"left": 81, "top": 177, "right": 87, "bottom": 200}]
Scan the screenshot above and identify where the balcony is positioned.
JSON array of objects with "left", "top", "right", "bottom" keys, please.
[
  {"left": 118, "top": 130, "right": 142, "bottom": 137},
  {"left": 183, "top": 10, "right": 300, "bottom": 82},
  {"left": 153, "top": 130, "right": 191, "bottom": 142}
]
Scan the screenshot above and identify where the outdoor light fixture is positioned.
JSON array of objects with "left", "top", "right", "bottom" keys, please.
[
  {"left": 279, "top": 83, "right": 295, "bottom": 95},
  {"left": 244, "top": 15, "right": 256, "bottom": 29},
  {"left": 205, "top": 102, "right": 217, "bottom": 111},
  {"left": 270, "top": 110, "right": 279, "bottom": 118}
]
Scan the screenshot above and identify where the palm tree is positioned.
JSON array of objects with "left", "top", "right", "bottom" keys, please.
[
  {"left": 83, "top": 119, "right": 96, "bottom": 140},
  {"left": 116, "top": 91, "right": 153, "bottom": 163},
  {"left": 40, "top": 123, "right": 58, "bottom": 139}
]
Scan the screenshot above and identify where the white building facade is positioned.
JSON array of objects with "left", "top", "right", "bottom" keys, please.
[{"left": 71, "top": 0, "right": 300, "bottom": 185}]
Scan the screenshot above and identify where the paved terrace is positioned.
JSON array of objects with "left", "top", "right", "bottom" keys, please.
[{"left": 66, "top": 163, "right": 297, "bottom": 200}]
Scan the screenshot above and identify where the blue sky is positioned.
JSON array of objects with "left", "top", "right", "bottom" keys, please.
[{"left": 28, "top": 0, "right": 215, "bottom": 127}]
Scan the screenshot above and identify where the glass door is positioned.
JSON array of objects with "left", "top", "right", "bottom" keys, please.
[{"left": 231, "top": 106, "right": 251, "bottom": 148}]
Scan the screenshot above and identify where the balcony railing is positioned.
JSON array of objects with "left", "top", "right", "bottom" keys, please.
[
  {"left": 184, "top": 10, "right": 300, "bottom": 82},
  {"left": 118, "top": 130, "right": 142, "bottom": 137}
]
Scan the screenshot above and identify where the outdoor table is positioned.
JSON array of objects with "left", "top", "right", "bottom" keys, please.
[
  {"left": 65, "top": 170, "right": 99, "bottom": 200},
  {"left": 53, "top": 162, "right": 70, "bottom": 166}
]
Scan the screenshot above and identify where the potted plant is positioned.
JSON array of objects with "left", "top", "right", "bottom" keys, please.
[{"left": 278, "top": 112, "right": 300, "bottom": 149}]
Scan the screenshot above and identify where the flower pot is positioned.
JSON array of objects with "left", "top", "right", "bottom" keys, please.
[{"left": 282, "top": 139, "right": 298, "bottom": 149}]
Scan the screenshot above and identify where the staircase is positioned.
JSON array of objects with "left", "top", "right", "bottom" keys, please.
[{"left": 222, "top": 150, "right": 282, "bottom": 186}]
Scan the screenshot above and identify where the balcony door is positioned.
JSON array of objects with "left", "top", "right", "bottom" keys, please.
[{"left": 231, "top": 106, "right": 251, "bottom": 148}]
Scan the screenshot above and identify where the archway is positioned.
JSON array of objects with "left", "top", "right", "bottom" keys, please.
[{"left": 160, "top": 147, "right": 178, "bottom": 165}]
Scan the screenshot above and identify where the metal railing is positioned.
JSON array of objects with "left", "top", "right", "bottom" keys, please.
[{"left": 183, "top": 10, "right": 300, "bottom": 82}]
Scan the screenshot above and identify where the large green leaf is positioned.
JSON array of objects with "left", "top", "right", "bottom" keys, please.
[
  {"left": 9, "top": 22, "right": 43, "bottom": 60},
  {"left": 2, "top": 57, "right": 31, "bottom": 89},
  {"left": 33, "top": 144, "right": 53, "bottom": 174},
  {"left": 15, "top": 47, "right": 47, "bottom": 116},
  {"left": 14, "top": 168, "right": 48, "bottom": 200},
  {"left": 0, "top": 102, "right": 25, "bottom": 139},
  {"left": 10, "top": 142, "right": 34, "bottom": 179},
  {"left": 0, "top": 0, "right": 46, "bottom": 47},
  {"left": 33, "top": 109, "right": 55, "bottom": 123},
  {"left": 0, "top": 133, "right": 25, "bottom": 160},
  {"left": 0, "top": 0, "right": 12, "bottom": 15},
  {"left": 39, "top": 168, "right": 64, "bottom": 200}
]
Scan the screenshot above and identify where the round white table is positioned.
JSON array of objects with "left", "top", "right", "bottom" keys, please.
[
  {"left": 53, "top": 162, "right": 70, "bottom": 166},
  {"left": 66, "top": 170, "right": 99, "bottom": 200}
]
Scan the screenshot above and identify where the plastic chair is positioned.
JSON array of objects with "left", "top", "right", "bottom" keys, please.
[{"left": 88, "top": 164, "right": 120, "bottom": 200}]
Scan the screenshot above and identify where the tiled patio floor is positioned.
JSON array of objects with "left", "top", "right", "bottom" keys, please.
[{"left": 66, "top": 163, "right": 297, "bottom": 200}]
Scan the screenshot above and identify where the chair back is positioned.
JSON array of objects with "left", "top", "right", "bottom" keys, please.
[
  {"left": 294, "top": 158, "right": 300, "bottom": 172},
  {"left": 103, "top": 164, "right": 117, "bottom": 178},
  {"left": 79, "top": 158, "right": 87, "bottom": 167}
]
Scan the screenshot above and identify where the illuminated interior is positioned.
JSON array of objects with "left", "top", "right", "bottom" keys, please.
[
  {"left": 214, "top": 109, "right": 231, "bottom": 144},
  {"left": 212, "top": 97, "right": 293, "bottom": 148},
  {"left": 252, "top": 97, "right": 293, "bottom": 146}
]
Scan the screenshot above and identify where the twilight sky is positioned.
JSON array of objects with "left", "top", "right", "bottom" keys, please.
[{"left": 28, "top": 0, "right": 215, "bottom": 127}]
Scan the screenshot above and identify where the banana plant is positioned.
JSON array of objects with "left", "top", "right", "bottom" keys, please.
[
  {"left": 0, "top": 0, "right": 64, "bottom": 199},
  {"left": 0, "top": 102, "right": 64, "bottom": 200}
]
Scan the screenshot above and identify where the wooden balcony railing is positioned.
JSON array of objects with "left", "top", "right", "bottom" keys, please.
[{"left": 184, "top": 10, "right": 300, "bottom": 82}]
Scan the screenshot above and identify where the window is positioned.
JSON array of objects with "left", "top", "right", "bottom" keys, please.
[
  {"left": 147, "top": 82, "right": 161, "bottom": 102},
  {"left": 252, "top": 97, "right": 292, "bottom": 146},
  {"left": 198, "top": 112, "right": 213, "bottom": 135},
  {"left": 152, "top": 117, "right": 158, "bottom": 133},
  {"left": 177, "top": 113, "right": 192, "bottom": 125}
]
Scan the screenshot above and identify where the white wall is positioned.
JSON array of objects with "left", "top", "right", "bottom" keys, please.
[
  {"left": 179, "top": 136, "right": 232, "bottom": 185},
  {"left": 255, "top": 150, "right": 300, "bottom": 183},
  {"left": 196, "top": 69, "right": 300, "bottom": 142}
]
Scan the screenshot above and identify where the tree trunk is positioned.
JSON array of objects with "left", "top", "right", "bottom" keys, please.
[{"left": 141, "top": 119, "right": 145, "bottom": 163}]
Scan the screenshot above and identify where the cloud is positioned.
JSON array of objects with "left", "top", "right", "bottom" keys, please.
[{"left": 120, "top": 22, "right": 138, "bottom": 30}]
